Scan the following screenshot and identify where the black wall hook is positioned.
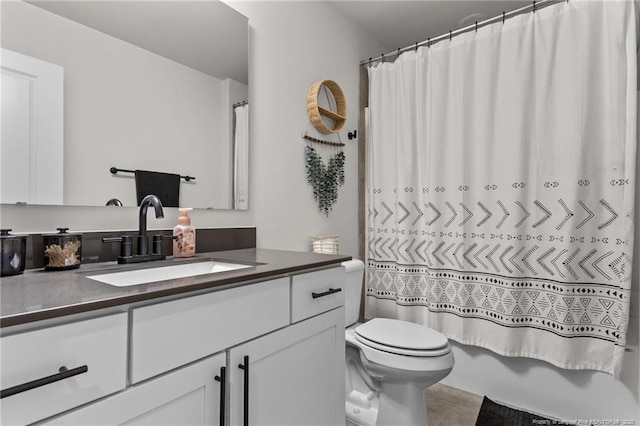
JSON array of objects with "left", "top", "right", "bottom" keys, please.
[{"left": 348, "top": 130, "right": 357, "bottom": 140}]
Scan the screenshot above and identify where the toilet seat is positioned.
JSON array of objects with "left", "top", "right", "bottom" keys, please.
[
  {"left": 346, "top": 329, "right": 454, "bottom": 373},
  {"left": 354, "top": 318, "right": 450, "bottom": 357},
  {"left": 355, "top": 334, "right": 451, "bottom": 357},
  {"left": 348, "top": 333, "right": 454, "bottom": 372}
]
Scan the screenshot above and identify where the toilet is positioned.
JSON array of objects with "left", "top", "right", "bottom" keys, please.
[{"left": 342, "top": 260, "right": 455, "bottom": 426}]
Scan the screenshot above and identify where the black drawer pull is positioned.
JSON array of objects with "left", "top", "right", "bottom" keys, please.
[
  {"left": 0, "top": 365, "right": 88, "bottom": 399},
  {"left": 312, "top": 288, "right": 342, "bottom": 299},
  {"left": 214, "top": 366, "right": 226, "bottom": 426}
]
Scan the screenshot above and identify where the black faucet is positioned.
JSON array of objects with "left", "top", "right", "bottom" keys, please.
[
  {"left": 138, "top": 194, "right": 164, "bottom": 256},
  {"left": 102, "top": 194, "right": 168, "bottom": 264}
]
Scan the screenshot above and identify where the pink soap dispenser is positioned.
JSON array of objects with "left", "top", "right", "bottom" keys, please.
[{"left": 173, "top": 208, "right": 195, "bottom": 258}]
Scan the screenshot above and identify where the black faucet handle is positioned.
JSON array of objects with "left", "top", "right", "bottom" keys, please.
[
  {"left": 151, "top": 235, "right": 177, "bottom": 256},
  {"left": 152, "top": 235, "right": 163, "bottom": 256},
  {"left": 102, "top": 235, "right": 133, "bottom": 258}
]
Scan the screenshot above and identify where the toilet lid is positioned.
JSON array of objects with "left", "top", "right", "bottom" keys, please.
[{"left": 355, "top": 318, "right": 448, "bottom": 352}]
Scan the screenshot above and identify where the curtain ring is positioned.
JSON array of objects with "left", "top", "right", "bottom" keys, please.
[
  {"left": 475, "top": 21, "right": 478, "bottom": 33},
  {"left": 397, "top": 48, "right": 401, "bottom": 59},
  {"left": 533, "top": 1, "right": 537, "bottom": 13},
  {"left": 415, "top": 42, "right": 418, "bottom": 51},
  {"left": 449, "top": 30, "right": 452, "bottom": 41},
  {"left": 381, "top": 53, "right": 385, "bottom": 63},
  {"left": 502, "top": 12, "right": 506, "bottom": 24},
  {"left": 427, "top": 38, "right": 431, "bottom": 48},
  {"left": 368, "top": 57, "right": 372, "bottom": 66}
]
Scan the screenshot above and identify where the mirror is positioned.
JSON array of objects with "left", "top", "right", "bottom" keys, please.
[{"left": 0, "top": 0, "right": 249, "bottom": 210}]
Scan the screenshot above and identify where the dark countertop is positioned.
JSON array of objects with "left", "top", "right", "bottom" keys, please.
[{"left": 0, "top": 248, "right": 351, "bottom": 328}]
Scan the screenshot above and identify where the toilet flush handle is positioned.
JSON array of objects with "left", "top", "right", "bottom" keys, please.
[{"left": 312, "top": 288, "right": 342, "bottom": 299}]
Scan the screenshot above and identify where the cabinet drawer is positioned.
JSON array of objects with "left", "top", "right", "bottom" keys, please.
[
  {"left": 291, "top": 267, "right": 345, "bottom": 323},
  {"left": 0, "top": 313, "right": 127, "bottom": 425},
  {"left": 131, "top": 277, "right": 290, "bottom": 383}
]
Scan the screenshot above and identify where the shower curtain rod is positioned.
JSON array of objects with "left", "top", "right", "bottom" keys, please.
[{"left": 360, "top": 0, "right": 566, "bottom": 66}]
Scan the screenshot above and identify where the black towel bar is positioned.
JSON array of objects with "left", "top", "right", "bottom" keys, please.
[{"left": 110, "top": 167, "right": 195, "bottom": 182}]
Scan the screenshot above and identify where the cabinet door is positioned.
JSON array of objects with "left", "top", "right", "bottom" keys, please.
[
  {"left": 229, "top": 307, "right": 345, "bottom": 426},
  {"left": 44, "top": 354, "right": 226, "bottom": 426}
]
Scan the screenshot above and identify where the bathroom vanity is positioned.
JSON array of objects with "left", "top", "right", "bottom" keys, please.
[{"left": 0, "top": 249, "right": 349, "bottom": 425}]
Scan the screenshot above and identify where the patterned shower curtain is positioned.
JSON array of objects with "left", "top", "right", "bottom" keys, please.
[{"left": 365, "top": 0, "right": 636, "bottom": 376}]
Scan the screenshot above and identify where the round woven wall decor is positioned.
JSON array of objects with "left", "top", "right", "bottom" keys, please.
[{"left": 306, "top": 79, "right": 347, "bottom": 134}]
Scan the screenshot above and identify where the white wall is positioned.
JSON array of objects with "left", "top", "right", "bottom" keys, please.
[
  {"left": 0, "top": 1, "right": 383, "bottom": 261},
  {"left": 222, "top": 1, "right": 383, "bottom": 257}
]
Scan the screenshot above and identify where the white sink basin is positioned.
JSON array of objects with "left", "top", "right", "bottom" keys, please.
[{"left": 87, "top": 261, "right": 252, "bottom": 287}]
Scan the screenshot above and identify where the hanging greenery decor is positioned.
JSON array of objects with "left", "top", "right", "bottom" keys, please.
[{"left": 304, "top": 146, "right": 345, "bottom": 216}]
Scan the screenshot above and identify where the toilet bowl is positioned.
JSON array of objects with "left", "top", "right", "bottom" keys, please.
[{"left": 342, "top": 260, "right": 455, "bottom": 426}]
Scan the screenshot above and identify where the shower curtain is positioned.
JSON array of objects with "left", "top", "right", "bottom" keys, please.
[
  {"left": 365, "top": 0, "right": 636, "bottom": 376},
  {"left": 233, "top": 103, "right": 249, "bottom": 210}
]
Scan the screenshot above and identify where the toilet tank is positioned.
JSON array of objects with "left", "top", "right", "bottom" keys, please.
[{"left": 342, "top": 259, "right": 365, "bottom": 327}]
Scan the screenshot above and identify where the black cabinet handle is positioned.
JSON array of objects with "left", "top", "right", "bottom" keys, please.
[
  {"left": 214, "top": 366, "right": 226, "bottom": 426},
  {"left": 238, "top": 355, "right": 249, "bottom": 426},
  {"left": 312, "top": 288, "right": 342, "bottom": 299},
  {"left": 0, "top": 365, "right": 88, "bottom": 399}
]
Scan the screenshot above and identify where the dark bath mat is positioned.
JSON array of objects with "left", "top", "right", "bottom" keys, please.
[{"left": 475, "top": 396, "right": 557, "bottom": 426}]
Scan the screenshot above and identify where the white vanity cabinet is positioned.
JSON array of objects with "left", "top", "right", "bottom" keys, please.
[{"left": 3, "top": 265, "right": 345, "bottom": 426}]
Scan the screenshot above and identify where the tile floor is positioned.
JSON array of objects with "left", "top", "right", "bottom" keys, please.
[{"left": 346, "top": 383, "right": 483, "bottom": 426}]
